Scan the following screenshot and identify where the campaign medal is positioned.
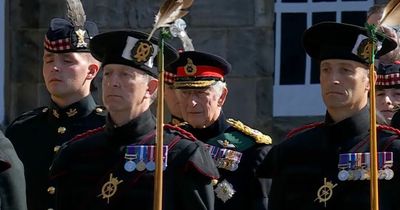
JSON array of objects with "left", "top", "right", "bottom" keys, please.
[
  {"left": 146, "top": 146, "right": 155, "bottom": 171},
  {"left": 352, "top": 153, "right": 362, "bottom": 181},
  {"left": 314, "top": 178, "right": 337, "bottom": 208},
  {"left": 378, "top": 152, "right": 387, "bottom": 180},
  {"left": 215, "top": 179, "right": 236, "bottom": 203},
  {"left": 383, "top": 152, "right": 394, "bottom": 180},
  {"left": 162, "top": 145, "right": 169, "bottom": 170},
  {"left": 136, "top": 146, "right": 147, "bottom": 171},
  {"left": 338, "top": 153, "right": 350, "bottom": 181},
  {"left": 360, "top": 153, "right": 370, "bottom": 180},
  {"left": 98, "top": 173, "right": 123, "bottom": 204},
  {"left": 124, "top": 146, "right": 137, "bottom": 172}
]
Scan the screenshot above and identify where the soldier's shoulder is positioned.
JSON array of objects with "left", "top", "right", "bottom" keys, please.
[
  {"left": 285, "top": 121, "right": 324, "bottom": 140},
  {"left": 226, "top": 118, "right": 272, "bottom": 145},
  {"left": 164, "top": 123, "right": 197, "bottom": 142},
  {"left": 7, "top": 106, "right": 48, "bottom": 129}
]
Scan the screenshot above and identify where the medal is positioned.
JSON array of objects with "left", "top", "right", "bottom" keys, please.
[
  {"left": 338, "top": 170, "right": 349, "bottom": 181},
  {"left": 146, "top": 146, "right": 155, "bottom": 171},
  {"left": 314, "top": 178, "right": 337, "bottom": 208},
  {"left": 124, "top": 146, "right": 138, "bottom": 172},
  {"left": 214, "top": 179, "right": 236, "bottom": 203},
  {"left": 136, "top": 146, "right": 146, "bottom": 171},
  {"left": 338, "top": 154, "right": 350, "bottom": 181},
  {"left": 124, "top": 161, "right": 136, "bottom": 172},
  {"left": 163, "top": 145, "right": 169, "bottom": 170},
  {"left": 384, "top": 168, "right": 394, "bottom": 180}
]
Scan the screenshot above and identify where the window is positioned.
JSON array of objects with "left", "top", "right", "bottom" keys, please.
[
  {"left": 0, "top": 0, "right": 4, "bottom": 122},
  {"left": 273, "top": 0, "right": 373, "bottom": 116}
]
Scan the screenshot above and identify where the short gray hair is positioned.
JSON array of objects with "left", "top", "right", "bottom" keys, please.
[{"left": 210, "top": 81, "right": 227, "bottom": 98}]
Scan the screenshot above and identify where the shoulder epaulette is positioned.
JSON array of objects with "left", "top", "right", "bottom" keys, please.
[
  {"left": 286, "top": 122, "right": 324, "bottom": 139},
  {"left": 8, "top": 106, "right": 48, "bottom": 126},
  {"left": 226, "top": 118, "right": 272, "bottom": 145},
  {"left": 164, "top": 123, "right": 197, "bottom": 141},
  {"left": 94, "top": 105, "right": 107, "bottom": 116},
  {"left": 68, "top": 126, "right": 106, "bottom": 144}
]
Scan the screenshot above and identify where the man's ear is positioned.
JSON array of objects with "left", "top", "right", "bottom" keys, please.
[
  {"left": 146, "top": 79, "right": 159, "bottom": 98},
  {"left": 218, "top": 87, "right": 228, "bottom": 107},
  {"left": 86, "top": 64, "right": 100, "bottom": 80}
]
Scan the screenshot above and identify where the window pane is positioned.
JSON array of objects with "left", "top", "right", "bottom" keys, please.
[
  {"left": 342, "top": 11, "right": 367, "bottom": 26},
  {"left": 280, "top": 13, "right": 307, "bottom": 85}
]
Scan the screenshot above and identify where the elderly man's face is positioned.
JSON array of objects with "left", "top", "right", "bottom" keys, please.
[
  {"left": 320, "top": 59, "right": 370, "bottom": 112},
  {"left": 376, "top": 88, "right": 400, "bottom": 122},
  {"left": 175, "top": 86, "right": 227, "bottom": 128}
]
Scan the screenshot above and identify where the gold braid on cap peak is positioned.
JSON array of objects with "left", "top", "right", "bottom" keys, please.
[
  {"left": 226, "top": 118, "right": 272, "bottom": 145},
  {"left": 174, "top": 80, "right": 217, "bottom": 88}
]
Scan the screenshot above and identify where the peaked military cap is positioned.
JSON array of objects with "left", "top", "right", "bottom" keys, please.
[
  {"left": 90, "top": 31, "right": 179, "bottom": 78},
  {"left": 170, "top": 51, "right": 232, "bottom": 89},
  {"left": 303, "top": 22, "right": 397, "bottom": 65},
  {"left": 376, "top": 63, "right": 400, "bottom": 89},
  {"left": 44, "top": 0, "right": 98, "bottom": 53}
]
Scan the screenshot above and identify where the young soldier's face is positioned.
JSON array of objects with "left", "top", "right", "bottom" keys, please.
[
  {"left": 175, "top": 85, "right": 227, "bottom": 128},
  {"left": 42, "top": 51, "right": 97, "bottom": 101},
  {"left": 102, "top": 64, "right": 157, "bottom": 116},
  {"left": 320, "top": 59, "right": 370, "bottom": 111},
  {"left": 376, "top": 88, "right": 400, "bottom": 122}
]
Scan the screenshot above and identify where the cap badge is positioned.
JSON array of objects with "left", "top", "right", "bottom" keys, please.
[
  {"left": 184, "top": 58, "right": 197, "bottom": 75},
  {"left": 75, "top": 29, "right": 88, "bottom": 48},
  {"left": 357, "top": 39, "right": 375, "bottom": 62},
  {"left": 131, "top": 40, "right": 154, "bottom": 64}
]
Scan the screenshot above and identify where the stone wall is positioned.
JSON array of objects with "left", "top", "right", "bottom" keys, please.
[{"left": 5, "top": 0, "right": 289, "bottom": 140}]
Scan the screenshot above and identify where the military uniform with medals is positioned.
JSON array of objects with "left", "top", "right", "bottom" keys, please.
[
  {"left": 49, "top": 30, "right": 219, "bottom": 210},
  {"left": 257, "top": 22, "right": 400, "bottom": 210},
  {"left": 171, "top": 51, "right": 273, "bottom": 210},
  {"left": 5, "top": 6, "right": 106, "bottom": 210}
]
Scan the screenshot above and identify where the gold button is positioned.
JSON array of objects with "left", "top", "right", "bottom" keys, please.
[
  {"left": 57, "top": 127, "right": 66, "bottom": 134},
  {"left": 96, "top": 107, "right": 103, "bottom": 113},
  {"left": 47, "top": 186, "right": 56, "bottom": 195},
  {"left": 53, "top": 146, "right": 61, "bottom": 153}
]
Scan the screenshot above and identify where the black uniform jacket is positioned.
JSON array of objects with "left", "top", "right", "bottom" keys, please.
[
  {"left": 5, "top": 95, "right": 106, "bottom": 210},
  {"left": 0, "top": 131, "right": 27, "bottom": 210},
  {"left": 182, "top": 113, "right": 272, "bottom": 210},
  {"left": 258, "top": 106, "right": 400, "bottom": 210},
  {"left": 49, "top": 109, "right": 219, "bottom": 210}
]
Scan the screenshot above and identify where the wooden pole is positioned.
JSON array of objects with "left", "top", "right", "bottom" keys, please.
[
  {"left": 368, "top": 36, "right": 379, "bottom": 210},
  {"left": 153, "top": 30, "right": 165, "bottom": 210}
]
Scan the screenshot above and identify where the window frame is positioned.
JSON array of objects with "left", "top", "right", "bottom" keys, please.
[{"left": 273, "top": 0, "right": 374, "bottom": 117}]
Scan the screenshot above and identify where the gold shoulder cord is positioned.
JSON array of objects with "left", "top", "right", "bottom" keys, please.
[{"left": 226, "top": 118, "right": 272, "bottom": 144}]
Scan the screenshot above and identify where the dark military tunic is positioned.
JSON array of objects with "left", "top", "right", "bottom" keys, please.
[
  {"left": 0, "top": 131, "right": 27, "bottom": 210},
  {"left": 182, "top": 112, "right": 272, "bottom": 210},
  {"left": 49, "top": 109, "right": 219, "bottom": 210},
  {"left": 258, "top": 106, "right": 400, "bottom": 210},
  {"left": 5, "top": 95, "right": 106, "bottom": 210}
]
